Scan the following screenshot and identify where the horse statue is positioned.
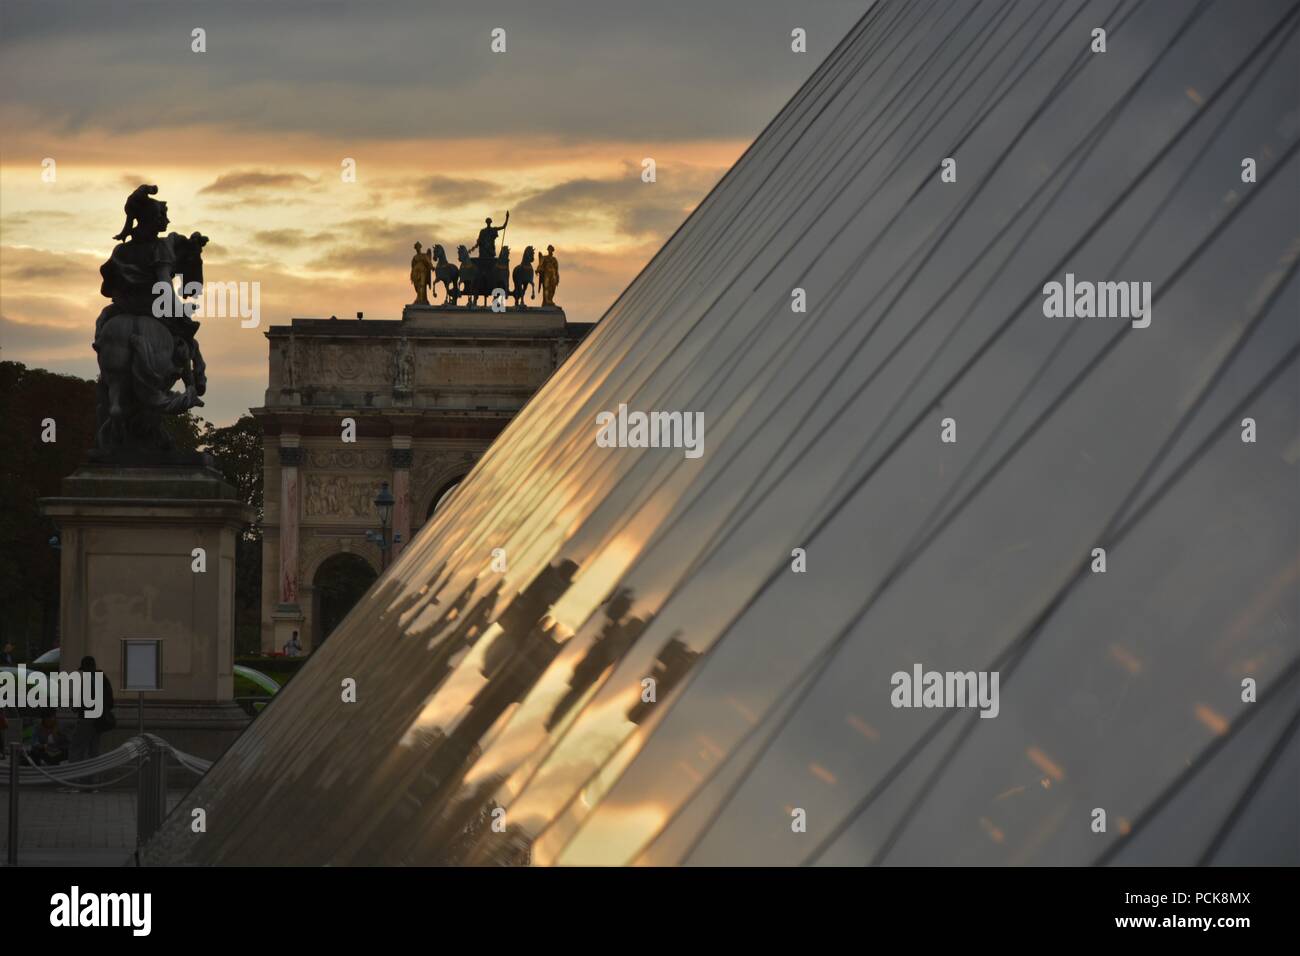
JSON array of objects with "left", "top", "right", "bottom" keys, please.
[
  {"left": 457, "top": 243, "right": 510, "bottom": 308},
  {"left": 455, "top": 245, "right": 482, "bottom": 307},
  {"left": 430, "top": 244, "right": 459, "bottom": 304},
  {"left": 493, "top": 246, "right": 510, "bottom": 309},
  {"left": 92, "top": 184, "right": 210, "bottom": 454},
  {"left": 511, "top": 245, "right": 536, "bottom": 309}
]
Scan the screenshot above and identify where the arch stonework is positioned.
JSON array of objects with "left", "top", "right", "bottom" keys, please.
[
  {"left": 253, "top": 305, "right": 592, "bottom": 653},
  {"left": 411, "top": 449, "right": 480, "bottom": 527},
  {"left": 300, "top": 533, "right": 381, "bottom": 589},
  {"left": 309, "top": 550, "right": 379, "bottom": 650},
  {"left": 423, "top": 472, "right": 469, "bottom": 521}
]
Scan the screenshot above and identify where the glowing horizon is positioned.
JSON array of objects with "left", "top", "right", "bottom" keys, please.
[{"left": 0, "top": 0, "right": 862, "bottom": 424}]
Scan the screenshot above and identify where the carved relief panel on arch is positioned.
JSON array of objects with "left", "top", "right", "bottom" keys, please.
[
  {"left": 296, "top": 341, "right": 391, "bottom": 387},
  {"left": 306, "top": 448, "right": 386, "bottom": 471},
  {"left": 304, "top": 474, "right": 388, "bottom": 518}
]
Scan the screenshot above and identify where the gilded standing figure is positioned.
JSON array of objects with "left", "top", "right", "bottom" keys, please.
[
  {"left": 537, "top": 244, "right": 560, "bottom": 307},
  {"left": 410, "top": 242, "right": 434, "bottom": 305}
]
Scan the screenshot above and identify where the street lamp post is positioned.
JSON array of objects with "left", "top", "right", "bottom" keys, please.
[{"left": 368, "top": 481, "right": 396, "bottom": 570}]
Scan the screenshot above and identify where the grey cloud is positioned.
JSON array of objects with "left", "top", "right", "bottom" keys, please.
[
  {"left": 515, "top": 165, "right": 724, "bottom": 237},
  {"left": 199, "top": 170, "right": 319, "bottom": 195},
  {"left": 7, "top": 263, "right": 76, "bottom": 281},
  {"left": 0, "top": 246, "right": 100, "bottom": 284},
  {"left": 0, "top": 1, "right": 865, "bottom": 141},
  {"left": 411, "top": 175, "right": 503, "bottom": 206},
  {"left": 1, "top": 209, "right": 76, "bottom": 229},
  {"left": 0, "top": 314, "right": 93, "bottom": 350},
  {"left": 305, "top": 217, "right": 445, "bottom": 273},
  {"left": 252, "top": 228, "right": 340, "bottom": 248}
]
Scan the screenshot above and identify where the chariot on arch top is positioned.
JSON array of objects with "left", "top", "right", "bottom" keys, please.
[{"left": 410, "top": 210, "right": 560, "bottom": 311}]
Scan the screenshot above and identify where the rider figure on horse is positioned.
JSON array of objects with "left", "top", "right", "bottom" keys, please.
[
  {"left": 93, "top": 185, "right": 209, "bottom": 450},
  {"left": 99, "top": 185, "right": 205, "bottom": 345}
]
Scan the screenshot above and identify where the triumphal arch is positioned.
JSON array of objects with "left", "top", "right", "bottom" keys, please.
[{"left": 254, "top": 259, "right": 590, "bottom": 652}]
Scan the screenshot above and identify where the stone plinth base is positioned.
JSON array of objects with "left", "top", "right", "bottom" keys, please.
[
  {"left": 85, "top": 447, "right": 219, "bottom": 469},
  {"left": 40, "top": 462, "right": 255, "bottom": 704},
  {"left": 57, "top": 460, "right": 238, "bottom": 500}
]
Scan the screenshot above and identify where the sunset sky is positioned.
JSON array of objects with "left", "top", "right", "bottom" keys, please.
[{"left": 0, "top": 0, "right": 863, "bottom": 424}]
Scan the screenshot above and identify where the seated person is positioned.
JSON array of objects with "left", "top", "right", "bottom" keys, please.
[{"left": 28, "top": 712, "right": 69, "bottom": 766}]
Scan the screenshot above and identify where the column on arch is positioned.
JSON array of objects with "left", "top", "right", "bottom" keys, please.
[
  {"left": 278, "top": 439, "right": 303, "bottom": 603},
  {"left": 390, "top": 440, "right": 413, "bottom": 560}
]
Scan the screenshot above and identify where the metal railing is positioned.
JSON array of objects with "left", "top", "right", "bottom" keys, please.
[{"left": 3, "top": 734, "right": 211, "bottom": 864}]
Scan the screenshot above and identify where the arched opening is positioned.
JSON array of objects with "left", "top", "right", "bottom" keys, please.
[
  {"left": 312, "top": 552, "right": 377, "bottom": 650},
  {"left": 426, "top": 475, "right": 467, "bottom": 522}
]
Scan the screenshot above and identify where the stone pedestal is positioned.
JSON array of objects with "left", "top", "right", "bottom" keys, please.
[{"left": 39, "top": 458, "right": 255, "bottom": 753}]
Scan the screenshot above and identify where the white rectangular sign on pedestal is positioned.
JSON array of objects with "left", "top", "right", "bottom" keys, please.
[{"left": 121, "top": 639, "right": 163, "bottom": 693}]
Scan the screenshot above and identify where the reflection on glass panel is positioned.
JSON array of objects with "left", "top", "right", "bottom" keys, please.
[
  {"left": 876, "top": 364, "right": 1299, "bottom": 866},
  {"left": 1203, "top": 724, "right": 1300, "bottom": 867},
  {"left": 140, "top": 0, "right": 1299, "bottom": 867},
  {"left": 1104, "top": 669, "right": 1300, "bottom": 867}
]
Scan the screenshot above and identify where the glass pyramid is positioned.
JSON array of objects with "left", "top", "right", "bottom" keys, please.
[{"left": 144, "top": 0, "right": 1300, "bottom": 865}]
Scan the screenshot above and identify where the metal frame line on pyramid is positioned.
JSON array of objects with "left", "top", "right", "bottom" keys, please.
[
  {"left": 830, "top": 345, "right": 1300, "bottom": 867},
  {"left": 629, "top": 186, "right": 1300, "bottom": 867},
  {"left": 421, "top": 0, "right": 1294, "bottom": 863},
  {"left": 553, "top": 14, "right": 1300, "bottom": 864},
  {"left": 138, "top": 0, "right": 1298, "bottom": 866},
  {"left": 527, "top": 0, "right": 1263, "bottom": 863}
]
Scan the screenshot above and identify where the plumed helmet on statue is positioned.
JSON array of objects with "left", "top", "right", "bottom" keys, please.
[{"left": 113, "top": 184, "right": 165, "bottom": 242}]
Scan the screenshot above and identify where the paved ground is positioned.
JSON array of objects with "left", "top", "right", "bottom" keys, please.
[{"left": 0, "top": 787, "right": 190, "bottom": 867}]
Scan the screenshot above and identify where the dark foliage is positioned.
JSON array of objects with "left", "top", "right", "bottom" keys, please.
[{"left": 0, "top": 361, "right": 263, "bottom": 659}]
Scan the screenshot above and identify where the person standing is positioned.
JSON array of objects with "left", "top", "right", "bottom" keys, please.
[
  {"left": 283, "top": 630, "right": 303, "bottom": 657},
  {"left": 69, "top": 656, "right": 114, "bottom": 788}
]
